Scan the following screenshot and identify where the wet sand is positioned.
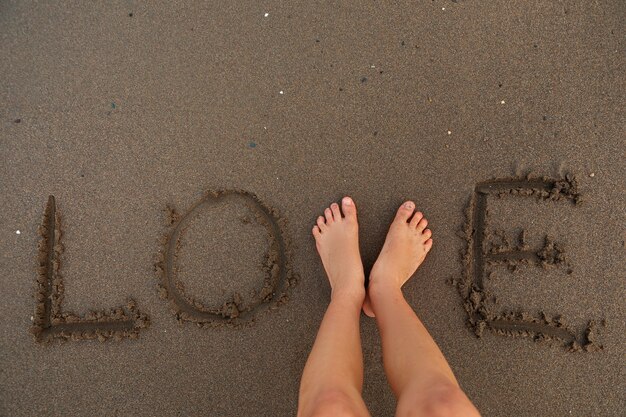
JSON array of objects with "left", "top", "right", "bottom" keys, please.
[{"left": 1, "top": 1, "right": 624, "bottom": 416}]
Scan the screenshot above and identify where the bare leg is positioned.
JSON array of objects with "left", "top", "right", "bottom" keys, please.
[
  {"left": 366, "top": 201, "right": 481, "bottom": 417},
  {"left": 297, "top": 197, "right": 370, "bottom": 417}
]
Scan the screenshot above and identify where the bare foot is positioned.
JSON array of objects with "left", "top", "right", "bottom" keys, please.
[
  {"left": 312, "top": 197, "right": 366, "bottom": 302},
  {"left": 363, "top": 201, "right": 433, "bottom": 317}
]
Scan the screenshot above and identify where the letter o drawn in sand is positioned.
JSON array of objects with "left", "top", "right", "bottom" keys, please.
[{"left": 155, "top": 190, "right": 296, "bottom": 327}]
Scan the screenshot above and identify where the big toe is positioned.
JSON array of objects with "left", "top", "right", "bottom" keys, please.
[
  {"left": 395, "top": 201, "right": 415, "bottom": 222},
  {"left": 341, "top": 196, "right": 357, "bottom": 220}
]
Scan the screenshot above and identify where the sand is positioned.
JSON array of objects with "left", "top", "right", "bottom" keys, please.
[{"left": 1, "top": 1, "right": 624, "bottom": 416}]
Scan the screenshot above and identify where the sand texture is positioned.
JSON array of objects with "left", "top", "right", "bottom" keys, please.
[{"left": 1, "top": 1, "right": 625, "bottom": 416}]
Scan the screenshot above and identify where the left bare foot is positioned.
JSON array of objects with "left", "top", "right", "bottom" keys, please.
[{"left": 312, "top": 197, "right": 366, "bottom": 302}]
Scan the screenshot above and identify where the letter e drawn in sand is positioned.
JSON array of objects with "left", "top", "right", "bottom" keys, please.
[
  {"left": 32, "top": 196, "right": 150, "bottom": 343},
  {"left": 454, "top": 175, "right": 604, "bottom": 352},
  {"left": 155, "top": 190, "right": 297, "bottom": 327}
]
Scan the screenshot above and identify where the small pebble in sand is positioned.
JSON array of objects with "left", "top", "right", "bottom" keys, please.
[
  {"left": 16, "top": 230, "right": 21, "bottom": 235},
  {"left": 500, "top": 100, "right": 506, "bottom": 104},
  {"left": 442, "top": 7, "right": 446, "bottom": 11},
  {"left": 264, "top": 12, "right": 269, "bottom": 17},
  {"left": 447, "top": 130, "right": 452, "bottom": 135},
  {"left": 370, "top": 65, "right": 376, "bottom": 68},
  {"left": 589, "top": 172, "right": 595, "bottom": 177},
  {"left": 30, "top": 316, "right": 33, "bottom": 321},
  {"left": 279, "top": 90, "right": 284, "bottom": 95}
]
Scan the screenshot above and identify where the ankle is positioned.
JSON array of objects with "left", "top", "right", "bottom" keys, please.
[
  {"left": 368, "top": 272, "right": 403, "bottom": 293},
  {"left": 330, "top": 286, "right": 366, "bottom": 306},
  {"left": 368, "top": 278, "right": 403, "bottom": 302}
]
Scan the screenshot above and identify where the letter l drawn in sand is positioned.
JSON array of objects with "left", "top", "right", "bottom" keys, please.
[{"left": 31, "top": 196, "right": 149, "bottom": 343}]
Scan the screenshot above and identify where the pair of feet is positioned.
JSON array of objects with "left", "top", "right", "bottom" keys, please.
[{"left": 312, "top": 196, "right": 433, "bottom": 317}]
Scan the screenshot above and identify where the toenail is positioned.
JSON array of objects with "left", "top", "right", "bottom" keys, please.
[
  {"left": 404, "top": 201, "right": 414, "bottom": 209},
  {"left": 343, "top": 197, "right": 353, "bottom": 205}
]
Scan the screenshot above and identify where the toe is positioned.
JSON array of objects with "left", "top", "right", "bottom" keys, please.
[
  {"left": 312, "top": 225, "right": 321, "bottom": 238},
  {"left": 316, "top": 216, "right": 326, "bottom": 230},
  {"left": 422, "top": 228, "right": 432, "bottom": 239},
  {"left": 324, "top": 208, "right": 334, "bottom": 223},
  {"left": 425, "top": 238, "right": 433, "bottom": 251},
  {"left": 395, "top": 201, "right": 415, "bottom": 222},
  {"left": 341, "top": 196, "right": 357, "bottom": 221},
  {"left": 410, "top": 211, "right": 424, "bottom": 227},
  {"left": 416, "top": 218, "right": 428, "bottom": 232},
  {"left": 330, "top": 203, "right": 342, "bottom": 220}
]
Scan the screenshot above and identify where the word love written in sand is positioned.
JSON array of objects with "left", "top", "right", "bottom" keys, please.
[
  {"left": 31, "top": 190, "right": 296, "bottom": 343},
  {"left": 451, "top": 175, "right": 603, "bottom": 352},
  {"left": 31, "top": 178, "right": 602, "bottom": 351}
]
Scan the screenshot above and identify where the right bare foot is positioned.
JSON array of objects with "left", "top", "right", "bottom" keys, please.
[{"left": 363, "top": 201, "right": 432, "bottom": 317}]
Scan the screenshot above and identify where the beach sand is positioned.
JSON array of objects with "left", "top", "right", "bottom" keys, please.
[{"left": 1, "top": 1, "right": 624, "bottom": 415}]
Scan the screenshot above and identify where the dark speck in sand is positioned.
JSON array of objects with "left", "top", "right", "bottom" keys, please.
[
  {"left": 361, "top": 77, "right": 367, "bottom": 83},
  {"left": 315, "top": 39, "right": 320, "bottom": 43},
  {"left": 379, "top": 70, "right": 384, "bottom": 74},
  {"left": 248, "top": 142, "right": 257, "bottom": 148},
  {"left": 498, "top": 83, "right": 503, "bottom": 88},
  {"left": 533, "top": 44, "right": 538, "bottom": 48},
  {"left": 339, "top": 88, "right": 343, "bottom": 91},
  {"left": 128, "top": 12, "right": 133, "bottom": 17},
  {"left": 111, "top": 102, "right": 116, "bottom": 109},
  {"left": 373, "top": 131, "right": 378, "bottom": 136},
  {"left": 543, "top": 115, "right": 548, "bottom": 121},
  {"left": 401, "top": 40, "right": 406, "bottom": 46},
  {"left": 14, "top": 118, "right": 21, "bottom": 123}
]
